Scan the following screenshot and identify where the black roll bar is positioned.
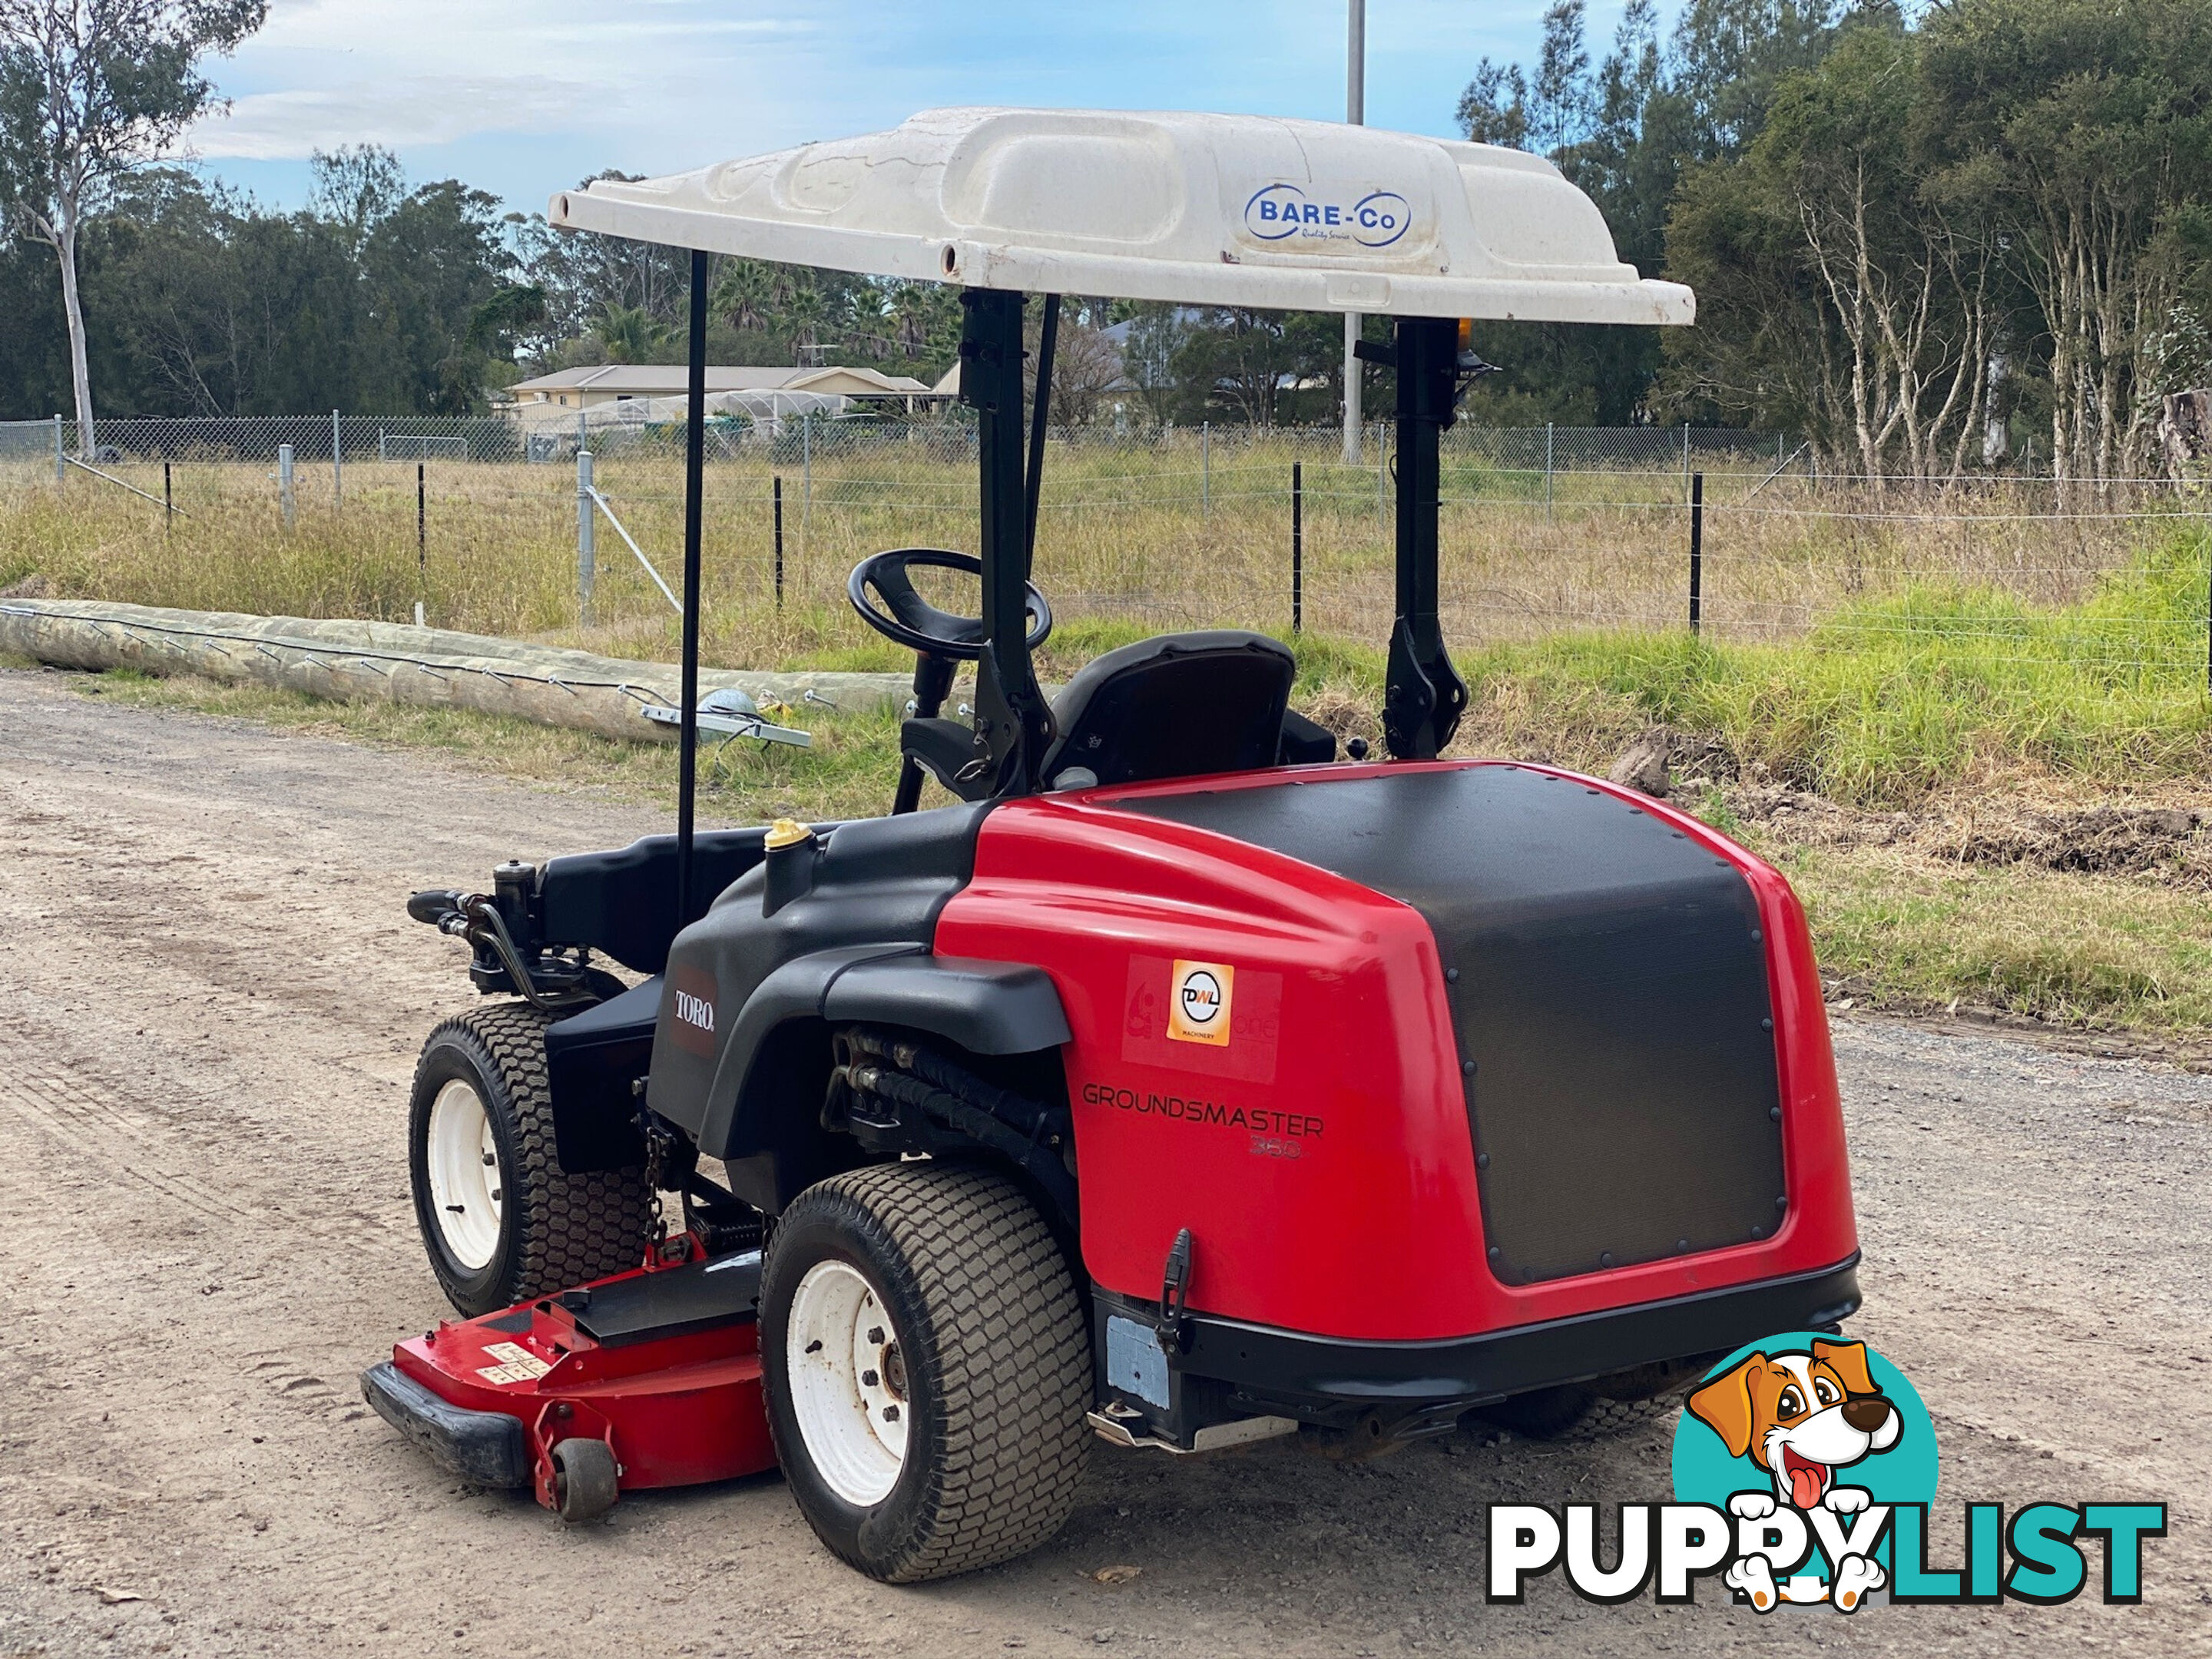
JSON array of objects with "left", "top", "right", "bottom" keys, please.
[
  {"left": 959, "top": 288, "right": 1055, "bottom": 798},
  {"left": 1382, "top": 316, "right": 1469, "bottom": 759},
  {"left": 677, "top": 247, "right": 710, "bottom": 921}
]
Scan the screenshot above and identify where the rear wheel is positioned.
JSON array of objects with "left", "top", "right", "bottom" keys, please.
[
  {"left": 1477, "top": 1385, "right": 1595, "bottom": 1439},
  {"left": 1473, "top": 1386, "right": 1663, "bottom": 1441},
  {"left": 761, "top": 1162, "right": 1091, "bottom": 1583},
  {"left": 408, "top": 1003, "right": 655, "bottom": 1317}
]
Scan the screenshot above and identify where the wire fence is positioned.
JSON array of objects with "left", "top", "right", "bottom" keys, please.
[{"left": 5, "top": 414, "right": 2207, "bottom": 680}]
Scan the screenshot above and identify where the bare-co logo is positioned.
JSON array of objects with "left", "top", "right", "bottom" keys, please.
[
  {"left": 1167, "top": 960, "right": 1233, "bottom": 1045},
  {"left": 668, "top": 965, "right": 719, "bottom": 1058},
  {"left": 1243, "top": 184, "right": 1411, "bottom": 249}
]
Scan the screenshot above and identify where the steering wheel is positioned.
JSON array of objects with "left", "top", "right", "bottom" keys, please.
[{"left": 847, "top": 548, "right": 1052, "bottom": 661}]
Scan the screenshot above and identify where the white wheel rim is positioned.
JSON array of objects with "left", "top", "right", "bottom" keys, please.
[
  {"left": 786, "top": 1259, "right": 909, "bottom": 1506},
  {"left": 426, "top": 1078, "right": 503, "bottom": 1270}
]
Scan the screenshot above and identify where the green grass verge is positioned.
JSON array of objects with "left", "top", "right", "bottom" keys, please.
[
  {"left": 1293, "top": 524, "right": 2212, "bottom": 806},
  {"left": 1780, "top": 840, "right": 2212, "bottom": 1035}
]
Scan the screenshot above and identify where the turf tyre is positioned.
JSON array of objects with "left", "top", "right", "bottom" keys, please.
[
  {"left": 1477, "top": 1384, "right": 1595, "bottom": 1440},
  {"left": 408, "top": 1002, "right": 654, "bottom": 1318},
  {"left": 761, "top": 1161, "right": 1091, "bottom": 1583}
]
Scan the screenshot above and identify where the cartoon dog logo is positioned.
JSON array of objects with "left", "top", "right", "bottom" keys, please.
[{"left": 1687, "top": 1338, "right": 1902, "bottom": 1611}]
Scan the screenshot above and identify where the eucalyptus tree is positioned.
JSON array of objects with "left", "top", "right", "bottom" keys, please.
[{"left": 0, "top": 0, "right": 266, "bottom": 450}]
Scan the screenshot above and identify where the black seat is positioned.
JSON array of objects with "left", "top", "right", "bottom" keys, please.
[
  {"left": 1039, "top": 630, "right": 1296, "bottom": 790},
  {"left": 902, "top": 630, "right": 1317, "bottom": 801}
]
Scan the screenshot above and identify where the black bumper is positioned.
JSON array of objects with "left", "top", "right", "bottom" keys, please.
[
  {"left": 361, "top": 1362, "right": 531, "bottom": 1488},
  {"left": 1180, "top": 1253, "right": 1861, "bottom": 1406}
]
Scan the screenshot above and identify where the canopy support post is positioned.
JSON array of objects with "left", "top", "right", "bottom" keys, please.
[
  {"left": 1024, "top": 294, "right": 1059, "bottom": 576},
  {"left": 958, "top": 288, "right": 1053, "bottom": 798},
  {"left": 1382, "top": 316, "right": 1468, "bottom": 760},
  {"left": 677, "top": 248, "right": 707, "bottom": 922}
]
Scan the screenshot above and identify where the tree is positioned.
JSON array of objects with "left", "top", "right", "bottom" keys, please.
[
  {"left": 1452, "top": 0, "right": 1860, "bottom": 423},
  {"left": 1529, "top": 0, "right": 1595, "bottom": 157},
  {"left": 592, "top": 303, "right": 671, "bottom": 365},
  {"left": 1455, "top": 60, "right": 1529, "bottom": 149},
  {"left": 1920, "top": 0, "right": 2212, "bottom": 488},
  {"left": 0, "top": 0, "right": 267, "bottom": 450},
  {"left": 1121, "top": 304, "right": 1189, "bottom": 425},
  {"left": 310, "top": 143, "right": 402, "bottom": 255},
  {"left": 1664, "top": 21, "right": 1999, "bottom": 476},
  {"left": 1172, "top": 308, "right": 1326, "bottom": 426}
]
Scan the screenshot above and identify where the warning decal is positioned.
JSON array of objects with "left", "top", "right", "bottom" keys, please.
[{"left": 475, "top": 1340, "right": 552, "bottom": 1386}]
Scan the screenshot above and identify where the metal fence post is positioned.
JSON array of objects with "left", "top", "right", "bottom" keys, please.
[
  {"left": 417, "top": 462, "right": 427, "bottom": 598},
  {"left": 332, "top": 409, "right": 342, "bottom": 506},
  {"left": 1545, "top": 421, "right": 1555, "bottom": 522},
  {"left": 802, "top": 415, "right": 812, "bottom": 565},
  {"left": 164, "top": 461, "right": 173, "bottom": 528},
  {"left": 1682, "top": 422, "right": 1691, "bottom": 493},
  {"left": 1291, "top": 460, "right": 1303, "bottom": 634},
  {"left": 1376, "top": 423, "right": 1388, "bottom": 539},
  {"left": 1689, "top": 472, "right": 1704, "bottom": 634},
  {"left": 278, "top": 443, "right": 295, "bottom": 528},
  {"left": 773, "top": 475, "right": 785, "bottom": 608},
  {"left": 576, "top": 449, "right": 596, "bottom": 624},
  {"left": 1202, "top": 421, "right": 1210, "bottom": 519},
  {"left": 54, "top": 414, "right": 64, "bottom": 488}
]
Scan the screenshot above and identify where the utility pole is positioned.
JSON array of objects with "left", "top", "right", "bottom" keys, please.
[{"left": 1342, "top": 0, "right": 1366, "bottom": 465}]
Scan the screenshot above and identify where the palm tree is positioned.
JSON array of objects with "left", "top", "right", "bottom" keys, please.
[
  {"left": 891, "top": 283, "right": 930, "bottom": 359},
  {"left": 713, "top": 259, "right": 777, "bottom": 333},
  {"left": 594, "top": 303, "right": 671, "bottom": 364},
  {"left": 782, "top": 280, "right": 827, "bottom": 366}
]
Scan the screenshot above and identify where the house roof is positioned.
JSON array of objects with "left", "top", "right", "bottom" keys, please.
[{"left": 508, "top": 365, "right": 936, "bottom": 396}]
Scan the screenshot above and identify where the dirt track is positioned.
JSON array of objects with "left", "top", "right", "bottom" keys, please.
[{"left": 0, "top": 664, "right": 2203, "bottom": 1657}]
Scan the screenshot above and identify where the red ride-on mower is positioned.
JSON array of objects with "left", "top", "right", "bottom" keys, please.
[{"left": 362, "top": 109, "right": 1862, "bottom": 1582}]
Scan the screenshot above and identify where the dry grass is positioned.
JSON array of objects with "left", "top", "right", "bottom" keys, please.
[{"left": 3, "top": 439, "right": 2194, "bottom": 675}]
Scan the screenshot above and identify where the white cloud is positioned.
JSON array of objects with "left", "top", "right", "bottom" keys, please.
[
  {"left": 196, "top": 76, "right": 587, "bottom": 157},
  {"left": 189, "top": 0, "right": 816, "bottom": 159}
]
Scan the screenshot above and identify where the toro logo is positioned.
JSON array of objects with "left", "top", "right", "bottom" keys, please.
[
  {"left": 1167, "top": 959, "right": 1233, "bottom": 1045},
  {"left": 668, "top": 965, "right": 719, "bottom": 1058},
  {"left": 1243, "top": 183, "right": 1412, "bottom": 249}
]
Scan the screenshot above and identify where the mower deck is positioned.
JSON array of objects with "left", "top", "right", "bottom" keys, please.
[{"left": 363, "top": 1247, "right": 777, "bottom": 1518}]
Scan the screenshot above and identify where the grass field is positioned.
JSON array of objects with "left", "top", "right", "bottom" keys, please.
[{"left": 5, "top": 432, "right": 2196, "bottom": 680}]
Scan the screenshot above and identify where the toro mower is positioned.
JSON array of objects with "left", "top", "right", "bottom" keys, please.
[{"left": 362, "top": 108, "right": 1862, "bottom": 1583}]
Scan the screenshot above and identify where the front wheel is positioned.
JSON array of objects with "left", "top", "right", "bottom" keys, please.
[
  {"left": 408, "top": 1003, "right": 655, "bottom": 1317},
  {"left": 761, "top": 1162, "right": 1091, "bottom": 1583}
]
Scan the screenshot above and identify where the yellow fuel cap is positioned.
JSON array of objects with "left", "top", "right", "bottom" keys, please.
[{"left": 763, "top": 817, "right": 813, "bottom": 850}]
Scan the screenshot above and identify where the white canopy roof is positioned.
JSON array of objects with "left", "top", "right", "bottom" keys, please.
[{"left": 550, "top": 108, "right": 1693, "bottom": 327}]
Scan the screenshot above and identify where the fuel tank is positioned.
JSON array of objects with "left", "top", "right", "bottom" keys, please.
[{"left": 933, "top": 760, "right": 1858, "bottom": 1345}]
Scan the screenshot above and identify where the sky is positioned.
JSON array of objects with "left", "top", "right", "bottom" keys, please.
[{"left": 185, "top": 0, "right": 1671, "bottom": 215}]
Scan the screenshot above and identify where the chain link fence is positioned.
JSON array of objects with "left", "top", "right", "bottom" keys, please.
[{"left": 5, "top": 413, "right": 2206, "bottom": 677}]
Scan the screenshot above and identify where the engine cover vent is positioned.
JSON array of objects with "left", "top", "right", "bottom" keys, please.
[{"left": 1120, "top": 766, "right": 1788, "bottom": 1284}]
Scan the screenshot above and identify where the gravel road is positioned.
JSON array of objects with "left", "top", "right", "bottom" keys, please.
[{"left": 0, "top": 665, "right": 2201, "bottom": 1657}]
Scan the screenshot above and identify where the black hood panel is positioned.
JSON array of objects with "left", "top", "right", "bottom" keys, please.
[{"left": 1119, "top": 767, "right": 1788, "bottom": 1284}]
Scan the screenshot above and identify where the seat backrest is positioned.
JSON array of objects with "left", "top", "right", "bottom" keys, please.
[{"left": 1041, "top": 630, "right": 1296, "bottom": 790}]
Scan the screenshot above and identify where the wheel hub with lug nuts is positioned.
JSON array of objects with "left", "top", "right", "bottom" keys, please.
[
  {"left": 426, "top": 1078, "right": 502, "bottom": 1269},
  {"left": 786, "top": 1259, "right": 909, "bottom": 1505}
]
